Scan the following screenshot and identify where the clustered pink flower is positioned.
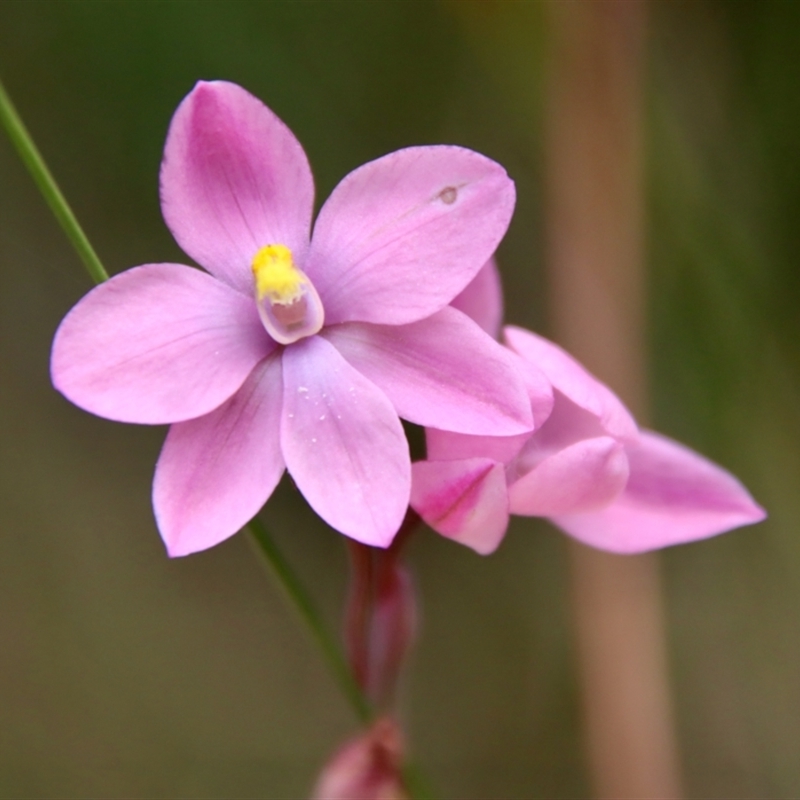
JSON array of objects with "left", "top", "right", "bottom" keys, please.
[
  {"left": 51, "top": 80, "right": 765, "bottom": 561},
  {"left": 50, "top": 81, "right": 537, "bottom": 556},
  {"left": 410, "top": 260, "right": 766, "bottom": 555}
]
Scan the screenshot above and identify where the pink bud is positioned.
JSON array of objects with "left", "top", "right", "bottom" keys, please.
[
  {"left": 367, "top": 561, "right": 416, "bottom": 706},
  {"left": 345, "top": 542, "right": 417, "bottom": 708},
  {"left": 311, "top": 718, "right": 408, "bottom": 800}
]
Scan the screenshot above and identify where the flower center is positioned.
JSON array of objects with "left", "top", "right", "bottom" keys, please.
[{"left": 251, "top": 244, "right": 324, "bottom": 345}]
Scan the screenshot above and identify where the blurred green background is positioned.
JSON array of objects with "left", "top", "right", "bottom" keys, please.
[{"left": 1, "top": 1, "right": 798, "bottom": 797}]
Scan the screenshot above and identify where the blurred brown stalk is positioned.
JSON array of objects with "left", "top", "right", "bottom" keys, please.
[{"left": 544, "top": 1, "right": 683, "bottom": 797}]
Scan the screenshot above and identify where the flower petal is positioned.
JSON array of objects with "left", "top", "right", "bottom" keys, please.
[
  {"left": 307, "top": 146, "right": 515, "bottom": 325},
  {"left": 504, "top": 326, "right": 638, "bottom": 441},
  {"left": 411, "top": 458, "right": 509, "bottom": 555},
  {"left": 450, "top": 257, "right": 504, "bottom": 338},
  {"left": 281, "top": 336, "right": 410, "bottom": 547},
  {"left": 508, "top": 436, "right": 629, "bottom": 516},
  {"left": 322, "top": 307, "right": 535, "bottom": 435},
  {"left": 425, "top": 427, "right": 530, "bottom": 465},
  {"left": 552, "top": 430, "right": 767, "bottom": 553},
  {"left": 160, "top": 81, "right": 314, "bottom": 294},
  {"left": 152, "top": 354, "right": 285, "bottom": 557},
  {"left": 51, "top": 264, "right": 273, "bottom": 424}
]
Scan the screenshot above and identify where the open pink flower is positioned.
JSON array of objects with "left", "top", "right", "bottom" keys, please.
[
  {"left": 51, "top": 81, "right": 537, "bottom": 555},
  {"left": 411, "top": 261, "right": 767, "bottom": 554}
]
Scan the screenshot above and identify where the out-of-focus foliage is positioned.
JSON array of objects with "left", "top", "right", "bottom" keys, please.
[{"left": 0, "top": 1, "right": 798, "bottom": 797}]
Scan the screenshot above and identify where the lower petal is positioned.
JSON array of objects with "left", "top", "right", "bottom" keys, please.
[
  {"left": 323, "top": 307, "right": 536, "bottom": 436},
  {"left": 508, "top": 436, "right": 629, "bottom": 517},
  {"left": 153, "top": 354, "right": 285, "bottom": 556},
  {"left": 551, "top": 430, "right": 767, "bottom": 553},
  {"left": 411, "top": 458, "right": 509, "bottom": 555},
  {"left": 281, "top": 336, "right": 410, "bottom": 547}
]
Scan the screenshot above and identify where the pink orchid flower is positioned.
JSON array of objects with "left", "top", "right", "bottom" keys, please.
[
  {"left": 51, "top": 81, "right": 538, "bottom": 556},
  {"left": 411, "top": 260, "right": 767, "bottom": 555}
]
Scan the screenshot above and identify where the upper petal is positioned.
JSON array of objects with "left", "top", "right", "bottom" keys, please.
[
  {"left": 160, "top": 81, "right": 314, "bottom": 294},
  {"left": 51, "top": 264, "right": 273, "bottom": 424},
  {"left": 322, "top": 307, "right": 536, "bottom": 436},
  {"left": 504, "top": 325, "right": 638, "bottom": 441},
  {"left": 306, "top": 146, "right": 515, "bottom": 325},
  {"left": 281, "top": 336, "right": 410, "bottom": 547},
  {"left": 153, "top": 354, "right": 285, "bottom": 557},
  {"left": 450, "top": 257, "right": 504, "bottom": 339},
  {"left": 411, "top": 458, "right": 509, "bottom": 555},
  {"left": 552, "top": 430, "right": 767, "bottom": 553},
  {"left": 508, "top": 436, "right": 630, "bottom": 517}
]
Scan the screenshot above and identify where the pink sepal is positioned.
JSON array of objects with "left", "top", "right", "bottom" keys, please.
[
  {"left": 450, "top": 257, "right": 504, "bottom": 338},
  {"left": 552, "top": 430, "right": 767, "bottom": 553},
  {"left": 308, "top": 146, "right": 515, "bottom": 326},
  {"left": 160, "top": 81, "right": 314, "bottom": 294},
  {"left": 324, "top": 307, "right": 535, "bottom": 437},
  {"left": 51, "top": 264, "right": 272, "bottom": 425},
  {"left": 281, "top": 336, "right": 410, "bottom": 547},
  {"left": 411, "top": 458, "right": 509, "bottom": 555},
  {"left": 508, "top": 436, "right": 629, "bottom": 516},
  {"left": 153, "top": 354, "right": 284, "bottom": 556}
]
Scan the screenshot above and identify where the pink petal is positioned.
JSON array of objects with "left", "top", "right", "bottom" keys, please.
[
  {"left": 552, "top": 430, "right": 767, "bottom": 553},
  {"left": 508, "top": 436, "right": 629, "bottom": 516},
  {"left": 160, "top": 81, "right": 314, "bottom": 294},
  {"left": 152, "top": 354, "right": 285, "bottom": 557},
  {"left": 450, "top": 257, "right": 504, "bottom": 338},
  {"left": 511, "top": 389, "right": 611, "bottom": 476},
  {"left": 307, "top": 146, "right": 515, "bottom": 326},
  {"left": 504, "top": 325, "right": 638, "bottom": 441},
  {"left": 411, "top": 458, "right": 509, "bottom": 555},
  {"left": 51, "top": 264, "right": 273, "bottom": 424},
  {"left": 425, "top": 427, "right": 530, "bottom": 465},
  {"left": 322, "top": 307, "right": 534, "bottom": 435},
  {"left": 518, "top": 356, "right": 557, "bottom": 431},
  {"left": 281, "top": 336, "right": 410, "bottom": 547}
]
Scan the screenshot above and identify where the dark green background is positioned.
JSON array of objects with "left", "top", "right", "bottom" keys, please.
[{"left": 1, "top": 1, "right": 798, "bottom": 797}]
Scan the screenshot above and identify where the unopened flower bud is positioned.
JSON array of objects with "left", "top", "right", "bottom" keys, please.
[{"left": 311, "top": 718, "right": 408, "bottom": 800}]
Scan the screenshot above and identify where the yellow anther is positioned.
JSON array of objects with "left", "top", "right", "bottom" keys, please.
[
  {"left": 250, "top": 243, "right": 325, "bottom": 345},
  {"left": 252, "top": 244, "right": 303, "bottom": 304}
]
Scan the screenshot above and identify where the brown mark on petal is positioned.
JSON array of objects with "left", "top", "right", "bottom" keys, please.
[{"left": 438, "top": 185, "right": 458, "bottom": 205}]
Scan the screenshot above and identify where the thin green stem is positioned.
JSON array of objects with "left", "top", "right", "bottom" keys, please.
[
  {"left": 0, "top": 77, "right": 108, "bottom": 284},
  {"left": 402, "top": 762, "right": 437, "bottom": 800},
  {"left": 246, "top": 516, "right": 373, "bottom": 724},
  {"left": 3, "top": 79, "right": 433, "bottom": 797}
]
